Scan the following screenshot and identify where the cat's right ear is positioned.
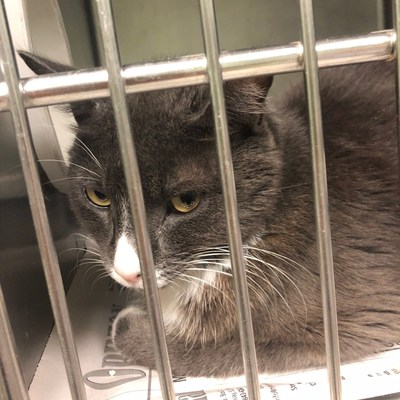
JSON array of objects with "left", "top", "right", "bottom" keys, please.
[
  {"left": 19, "top": 51, "right": 97, "bottom": 125},
  {"left": 19, "top": 51, "right": 74, "bottom": 75}
]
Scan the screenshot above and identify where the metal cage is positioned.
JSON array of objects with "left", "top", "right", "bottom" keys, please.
[{"left": 0, "top": 0, "right": 399, "bottom": 399}]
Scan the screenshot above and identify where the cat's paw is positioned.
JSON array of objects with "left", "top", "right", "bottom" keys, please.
[
  {"left": 112, "top": 307, "right": 157, "bottom": 370},
  {"left": 112, "top": 306, "right": 242, "bottom": 377}
]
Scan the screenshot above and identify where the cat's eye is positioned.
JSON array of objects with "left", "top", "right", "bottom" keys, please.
[
  {"left": 85, "top": 188, "right": 111, "bottom": 207},
  {"left": 170, "top": 191, "right": 201, "bottom": 213}
]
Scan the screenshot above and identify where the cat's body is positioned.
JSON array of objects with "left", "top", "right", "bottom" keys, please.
[{"left": 21, "top": 52, "right": 400, "bottom": 377}]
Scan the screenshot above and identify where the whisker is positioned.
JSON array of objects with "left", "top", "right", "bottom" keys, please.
[
  {"left": 83, "top": 264, "right": 104, "bottom": 284},
  {"left": 58, "top": 247, "right": 101, "bottom": 258},
  {"left": 72, "top": 233, "right": 97, "bottom": 243},
  {"left": 190, "top": 247, "right": 230, "bottom": 257},
  {"left": 78, "top": 260, "right": 103, "bottom": 267},
  {"left": 91, "top": 271, "right": 111, "bottom": 291},
  {"left": 170, "top": 246, "right": 229, "bottom": 259},
  {"left": 179, "top": 273, "right": 235, "bottom": 308},
  {"left": 185, "top": 266, "right": 231, "bottom": 277},
  {"left": 243, "top": 255, "right": 282, "bottom": 282},
  {"left": 245, "top": 255, "right": 306, "bottom": 311},
  {"left": 39, "top": 159, "right": 101, "bottom": 178},
  {"left": 186, "top": 262, "right": 274, "bottom": 313},
  {"left": 42, "top": 176, "right": 100, "bottom": 186},
  {"left": 78, "top": 257, "right": 102, "bottom": 262},
  {"left": 247, "top": 268, "right": 297, "bottom": 324},
  {"left": 245, "top": 277, "right": 273, "bottom": 315},
  {"left": 73, "top": 137, "right": 103, "bottom": 171},
  {"left": 176, "top": 274, "right": 228, "bottom": 347},
  {"left": 244, "top": 245, "right": 310, "bottom": 275},
  {"left": 169, "top": 279, "right": 186, "bottom": 294},
  {"left": 118, "top": 283, "right": 128, "bottom": 297},
  {"left": 185, "top": 261, "right": 228, "bottom": 271}
]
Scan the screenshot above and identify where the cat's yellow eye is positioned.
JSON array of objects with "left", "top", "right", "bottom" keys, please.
[
  {"left": 170, "top": 191, "right": 201, "bottom": 213},
  {"left": 85, "top": 188, "right": 111, "bottom": 207}
]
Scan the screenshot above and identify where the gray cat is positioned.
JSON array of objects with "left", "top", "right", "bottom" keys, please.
[{"left": 21, "top": 51, "right": 400, "bottom": 377}]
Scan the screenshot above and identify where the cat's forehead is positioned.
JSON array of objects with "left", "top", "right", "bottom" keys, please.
[
  {"left": 138, "top": 137, "right": 218, "bottom": 194},
  {"left": 90, "top": 86, "right": 212, "bottom": 144},
  {"left": 87, "top": 87, "right": 213, "bottom": 159},
  {"left": 129, "top": 86, "right": 209, "bottom": 127},
  {"left": 72, "top": 87, "right": 218, "bottom": 195}
]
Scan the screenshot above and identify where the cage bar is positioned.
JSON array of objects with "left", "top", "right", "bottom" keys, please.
[
  {"left": 0, "top": 30, "right": 395, "bottom": 112},
  {"left": 0, "top": 284, "right": 29, "bottom": 400},
  {"left": 93, "top": 1, "right": 176, "bottom": 399},
  {"left": 198, "top": 0, "right": 261, "bottom": 399},
  {"left": 0, "top": 2, "right": 86, "bottom": 399},
  {"left": 299, "top": 1, "right": 342, "bottom": 399},
  {"left": 395, "top": 0, "right": 400, "bottom": 175}
]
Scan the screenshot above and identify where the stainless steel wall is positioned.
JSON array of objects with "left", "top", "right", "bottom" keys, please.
[
  {"left": 0, "top": 91, "right": 79, "bottom": 388},
  {"left": 0, "top": 0, "right": 91, "bottom": 389}
]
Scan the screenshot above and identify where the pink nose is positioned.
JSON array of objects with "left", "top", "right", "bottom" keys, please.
[{"left": 116, "top": 270, "right": 141, "bottom": 284}]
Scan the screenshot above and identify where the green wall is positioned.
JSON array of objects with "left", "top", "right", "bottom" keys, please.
[
  {"left": 59, "top": 0, "right": 382, "bottom": 93},
  {"left": 110, "top": 0, "right": 379, "bottom": 65}
]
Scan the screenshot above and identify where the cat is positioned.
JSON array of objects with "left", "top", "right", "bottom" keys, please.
[{"left": 20, "top": 51, "right": 400, "bottom": 378}]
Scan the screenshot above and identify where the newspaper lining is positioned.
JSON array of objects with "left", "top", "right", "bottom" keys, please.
[{"left": 29, "top": 267, "right": 400, "bottom": 400}]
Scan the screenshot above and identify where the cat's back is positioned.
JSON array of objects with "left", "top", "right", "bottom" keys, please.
[
  {"left": 280, "top": 61, "right": 398, "bottom": 186},
  {"left": 319, "top": 61, "right": 396, "bottom": 147},
  {"left": 278, "top": 60, "right": 399, "bottom": 273},
  {"left": 281, "top": 61, "right": 395, "bottom": 144}
]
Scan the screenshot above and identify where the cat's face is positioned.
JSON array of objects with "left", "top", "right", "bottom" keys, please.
[
  {"left": 19, "top": 50, "right": 281, "bottom": 292},
  {"left": 67, "top": 83, "right": 282, "bottom": 291}
]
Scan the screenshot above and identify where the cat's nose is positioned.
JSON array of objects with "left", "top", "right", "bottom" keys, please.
[
  {"left": 113, "top": 233, "right": 142, "bottom": 287},
  {"left": 115, "top": 270, "right": 142, "bottom": 284}
]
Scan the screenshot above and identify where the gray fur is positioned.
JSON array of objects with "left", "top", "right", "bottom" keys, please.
[{"left": 21, "top": 51, "right": 400, "bottom": 377}]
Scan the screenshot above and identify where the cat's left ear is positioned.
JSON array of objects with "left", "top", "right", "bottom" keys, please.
[
  {"left": 224, "top": 75, "right": 273, "bottom": 134},
  {"left": 19, "top": 51, "right": 97, "bottom": 125}
]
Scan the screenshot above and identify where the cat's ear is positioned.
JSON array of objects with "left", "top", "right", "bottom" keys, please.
[
  {"left": 19, "top": 51, "right": 97, "bottom": 125},
  {"left": 19, "top": 51, "right": 74, "bottom": 75},
  {"left": 225, "top": 75, "right": 273, "bottom": 106},
  {"left": 224, "top": 75, "right": 274, "bottom": 134}
]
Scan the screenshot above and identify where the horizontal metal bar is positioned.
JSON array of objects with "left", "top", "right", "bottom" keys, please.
[
  {"left": 0, "top": 1, "right": 86, "bottom": 399},
  {"left": 299, "top": 0, "right": 342, "bottom": 399},
  {"left": 199, "top": 0, "right": 260, "bottom": 399},
  {"left": 93, "top": 1, "right": 176, "bottom": 399},
  {"left": 0, "top": 30, "right": 395, "bottom": 111}
]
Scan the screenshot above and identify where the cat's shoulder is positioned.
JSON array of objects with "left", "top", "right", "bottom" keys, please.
[
  {"left": 281, "top": 61, "right": 394, "bottom": 107},
  {"left": 318, "top": 61, "right": 395, "bottom": 101}
]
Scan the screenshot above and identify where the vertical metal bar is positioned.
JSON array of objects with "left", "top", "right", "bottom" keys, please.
[
  {"left": 93, "top": 1, "right": 175, "bottom": 399},
  {"left": 377, "top": 1, "right": 385, "bottom": 30},
  {"left": 0, "top": 2, "right": 86, "bottom": 400},
  {"left": 299, "top": 1, "right": 342, "bottom": 399},
  {"left": 394, "top": 0, "right": 400, "bottom": 176},
  {"left": 385, "top": 0, "right": 395, "bottom": 29},
  {"left": 0, "top": 284, "right": 29, "bottom": 400},
  {"left": 377, "top": 0, "right": 394, "bottom": 29},
  {"left": 198, "top": 1, "right": 261, "bottom": 399}
]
